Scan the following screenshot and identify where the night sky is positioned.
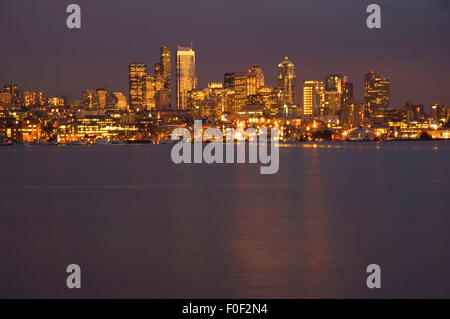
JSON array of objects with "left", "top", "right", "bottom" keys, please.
[{"left": 1, "top": 0, "right": 449, "bottom": 110}]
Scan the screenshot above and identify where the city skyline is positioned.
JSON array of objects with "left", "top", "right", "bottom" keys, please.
[
  {"left": 0, "top": 46, "right": 443, "bottom": 113},
  {"left": 0, "top": 0, "right": 449, "bottom": 110}
]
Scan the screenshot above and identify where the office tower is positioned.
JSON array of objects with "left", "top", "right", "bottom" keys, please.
[
  {"left": 341, "top": 102, "right": 363, "bottom": 129},
  {"left": 82, "top": 89, "right": 96, "bottom": 109},
  {"left": 324, "top": 74, "right": 348, "bottom": 92},
  {"left": 342, "top": 82, "right": 353, "bottom": 106},
  {"left": 114, "top": 92, "right": 127, "bottom": 109},
  {"left": 256, "top": 86, "right": 278, "bottom": 109},
  {"left": 160, "top": 44, "right": 171, "bottom": 105},
  {"left": 146, "top": 75, "right": 157, "bottom": 110},
  {"left": 21, "top": 91, "right": 37, "bottom": 107},
  {"left": 303, "top": 81, "right": 324, "bottom": 117},
  {"left": 277, "top": 57, "right": 297, "bottom": 106},
  {"left": 82, "top": 90, "right": 105, "bottom": 109},
  {"left": 322, "top": 74, "right": 352, "bottom": 116},
  {"left": 96, "top": 89, "right": 107, "bottom": 109},
  {"left": 234, "top": 71, "right": 257, "bottom": 110},
  {"left": 249, "top": 64, "right": 265, "bottom": 89},
  {"left": 146, "top": 74, "right": 165, "bottom": 110},
  {"left": 176, "top": 45, "right": 196, "bottom": 110},
  {"left": 106, "top": 92, "right": 127, "bottom": 109},
  {"left": 405, "top": 102, "right": 425, "bottom": 122},
  {"left": 3, "top": 84, "right": 20, "bottom": 106},
  {"left": 128, "top": 62, "right": 147, "bottom": 110},
  {"left": 224, "top": 72, "right": 236, "bottom": 89},
  {"left": 323, "top": 91, "right": 341, "bottom": 116},
  {"left": 38, "top": 92, "right": 46, "bottom": 107},
  {"left": 431, "top": 104, "right": 447, "bottom": 122},
  {"left": 155, "top": 90, "right": 170, "bottom": 110},
  {"left": 0, "top": 91, "right": 12, "bottom": 106},
  {"left": 364, "top": 70, "right": 390, "bottom": 114}
]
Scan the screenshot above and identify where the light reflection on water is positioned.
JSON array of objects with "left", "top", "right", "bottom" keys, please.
[{"left": 0, "top": 141, "right": 449, "bottom": 298}]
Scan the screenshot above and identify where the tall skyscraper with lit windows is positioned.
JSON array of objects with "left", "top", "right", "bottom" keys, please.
[
  {"left": 277, "top": 57, "right": 297, "bottom": 106},
  {"left": 234, "top": 71, "right": 257, "bottom": 110},
  {"left": 364, "top": 70, "right": 390, "bottom": 114},
  {"left": 160, "top": 44, "right": 171, "bottom": 106},
  {"left": 128, "top": 63, "right": 147, "bottom": 110},
  {"left": 303, "top": 80, "right": 324, "bottom": 117},
  {"left": 322, "top": 74, "right": 353, "bottom": 116},
  {"left": 176, "top": 45, "right": 196, "bottom": 110},
  {"left": 249, "top": 64, "right": 265, "bottom": 89}
]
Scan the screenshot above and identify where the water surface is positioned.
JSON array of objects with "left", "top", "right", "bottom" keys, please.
[{"left": 0, "top": 141, "right": 449, "bottom": 298}]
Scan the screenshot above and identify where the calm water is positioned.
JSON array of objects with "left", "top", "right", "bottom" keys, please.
[{"left": 0, "top": 141, "right": 449, "bottom": 298}]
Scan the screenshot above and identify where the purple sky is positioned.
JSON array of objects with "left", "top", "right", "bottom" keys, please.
[{"left": 0, "top": 0, "right": 449, "bottom": 110}]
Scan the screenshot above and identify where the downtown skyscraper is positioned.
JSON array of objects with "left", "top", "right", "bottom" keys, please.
[
  {"left": 160, "top": 44, "right": 171, "bottom": 106},
  {"left": 176, "top": 45, "right": 196, "bottom": 110},
  {"left": 303, "top": 80, "right": 324, "bottom": 117},
  {"left": 323, "top": 74, "right": 353, "bottom": 116},
  {"left": 364, "top": 70, "right": 390, "bottom": 115},
  {"left": 277, "top": 57, "right": 297, "bottom": 106},
  {"left": 128, "top": 62, "right": 147, "bottom": 110}
]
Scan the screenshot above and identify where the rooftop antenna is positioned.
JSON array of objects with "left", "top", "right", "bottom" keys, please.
[{"left": 190, "top": 41, "right": 194, "bottom": 50}]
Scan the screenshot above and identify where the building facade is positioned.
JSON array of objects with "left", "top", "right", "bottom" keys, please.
[
  {"left": 176, "top": 46, "right": 196, "bottom": 110},
  {"left": 277, "top": 57, "right": 297, "bottom": 106},
  {"left": 128, "top": 63, "right": 147, "bottom": 110},
  {"left": 364, "top": 70, "right": 390, "bottom": 115}
]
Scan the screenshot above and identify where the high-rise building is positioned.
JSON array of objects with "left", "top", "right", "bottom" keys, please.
[
  {"left": 234, "top": 71, "right": 257, "bottom": 110},
  {"left": 224, "top": 73, "right": 236, "bottom": 90},
  {"left": 303, "top": 80, "right": 324, "bottom": 117},
  {"left": 405, "top": 102, "right": 425, "bottom": 122},
  {"left": 324, "top": 74, "right": 348, "bottom": 92},
  {"left": 82, "top": 89, "right": 96, "bottom": 109},
  {"left": 82, "top": 89, "right": 107, "bottom": 109},
  {"left": 106, "top": 92, "right": 127, "bottom": 109},
  {"left": 364, "top": 70, "right": 390, "bottom": 115},
  {"left": 176, "top": 46, "right": 196, "bottom": 110},
  {"left": 160, "top": 44, "right": 171, "bottom": 106},
  {"left": 38, "top": 92, "right": 46, "bottom": 107},
  {"left": 341, "top": 102, "right": 363, "bottom": 129},
  {"left": 145, "top": 75, "right": 164, "bottom": 110},
  {"left": 277, "top": 57, "right": 297, "bottom": 106},
  {"left": 128, "top": 62, "right": 147, "bottom": 110},
  {"left": 322, "top": 74, "right": 352, "bottom": 116},
  {"left": 3, "top": 84, "right": 20, "bottom": 107},
  {"left": 342, "top": 82, "right": 353, "bottom": 107},
  {"left": 0, "top": 91, "right": 12, "bottom": 106},
  {"left": 21, "top": 91, "right": 37, "bottom": 107},
  {"left": 96, "top": 89, "right": 107, "bottom": 109},
  {"left": 431, "top": 104, "right": 447, "bottom": 123},
  {"left": 323, "top": 90, "right": 342, "bottom": 116},
  {"left": 146, "top": 75, "right": 157, "bottom": 110},
  {"left": 155, "top": 90, "right": 170, "bottom": 110},
  {"left": 249, "top": 64, "right": 265, "bottom": 89}
]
